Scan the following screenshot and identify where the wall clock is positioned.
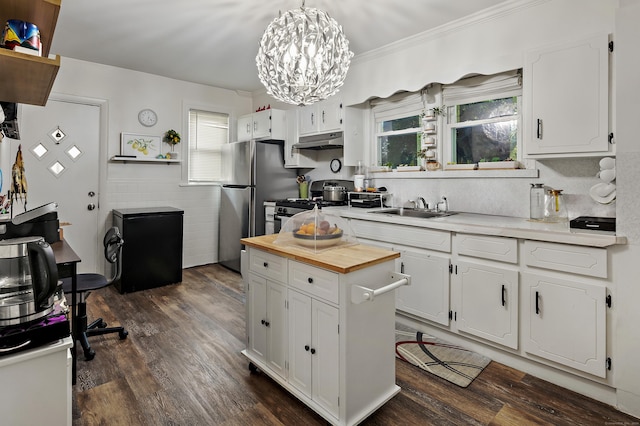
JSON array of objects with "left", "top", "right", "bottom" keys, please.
[
  {"left": 138, "top": 108, "right": 158, "bottom": 127},
  {"left": 330, "top": 158, "right": 342, "bottom": 173}
]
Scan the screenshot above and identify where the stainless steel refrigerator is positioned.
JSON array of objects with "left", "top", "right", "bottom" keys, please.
[{"left": 218, "top": 140, "right": 298, "bottom": 272}]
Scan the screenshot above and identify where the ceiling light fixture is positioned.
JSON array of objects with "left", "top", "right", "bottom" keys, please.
[{"left": 256, "top": 1, "right": 354, "bottom": 106}]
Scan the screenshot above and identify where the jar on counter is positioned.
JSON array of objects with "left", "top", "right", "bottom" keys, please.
[
  {"left": 530, "top": 183, "right": 545, "bottom": 220},
  {"left": 543, "top": 188, "right": 568, "bottom": 222}
]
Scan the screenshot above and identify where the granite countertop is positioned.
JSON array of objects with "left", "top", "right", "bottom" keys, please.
[
  {"left": 326, "top": 207, "right": 626, "bottom": 248},
  {"left": 241, "top": 234, "right": 399, "bottom": 274}
]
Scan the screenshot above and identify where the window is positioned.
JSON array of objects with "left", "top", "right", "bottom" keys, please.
[
  {"left": 443, "top": 70, "right": 522, "bottom": 165},
  {"left": 372, "top": 93, "right": 423, "bottom": 168},
  {"left": 188, "top": 109, "right": 229, "bottom": 182}
]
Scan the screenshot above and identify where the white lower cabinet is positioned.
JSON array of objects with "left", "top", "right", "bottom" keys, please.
[
  {"left": 452, "top": 233, "right": 519, "bottom": 350},
  {"left": 522, "top": 272, "right": 607, "bottom": 378},
  {"left": 351, "top": 221, "right": 612, "bottom": 383},
  {"left": 246, "top": 274, "right": 287, "bottom": 379},
  {"left": 454, "top": 260, "right": 519, "bottom": 349},
  {"left": 396, "top": 247, "right": 450, "bottom": 326},
  {"left": 350, "top": 220, "right": 452, "bottom": 326},
  {"left": 288, "top": 289, "right": 340, "bottom": 416}
]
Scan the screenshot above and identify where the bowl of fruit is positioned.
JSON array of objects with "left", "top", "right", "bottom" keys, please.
[{"left": 293, "top": 220, "right": 343, "bottom": 248}]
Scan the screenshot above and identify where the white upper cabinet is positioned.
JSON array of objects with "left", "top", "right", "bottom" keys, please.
[
  {"left": 298, "top": 97, "right": 343, "bottom": 136},
  {"left": 237, "top": 109, "right": 287, "bottom": 142},
  {"left": 524, "top": 33, "right": 612, "bottom": 157}
]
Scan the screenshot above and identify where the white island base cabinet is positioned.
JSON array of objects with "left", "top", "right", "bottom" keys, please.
[{"left": 240, "top": 238, "right": 402, "bottom": 426}]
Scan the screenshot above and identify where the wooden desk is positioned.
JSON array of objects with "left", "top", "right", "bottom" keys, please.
[{"left": 51, "top": 240, "right": 81, "bottom": 385}]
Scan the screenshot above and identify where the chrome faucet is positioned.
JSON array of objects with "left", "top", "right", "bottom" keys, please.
[
  {"left": 436, "top": 196, "right": 448, "bottom": 213},
  {"left": 416, "top": 197, "right": 428, "bottom": 209}
]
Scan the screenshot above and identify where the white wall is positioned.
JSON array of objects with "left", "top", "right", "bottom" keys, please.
[{"left": 50, "top": 57, "right": 253, "bottom": 268}]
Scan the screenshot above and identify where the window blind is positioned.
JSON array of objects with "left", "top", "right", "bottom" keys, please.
[
  {"left": 188, "top": 109, "right": 229, "bottom": 182},
  {"left": 442, "top": 69, "right": 522, "bottom": 105},
  {"left": 371, "top": 91, "right": 424, "bottom": 121}
]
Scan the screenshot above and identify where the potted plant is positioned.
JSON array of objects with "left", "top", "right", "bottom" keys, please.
[
  {"left": 417, "top": 148, "right": 439, "bottom": 170},
  {"left": 430, "top": 105, "right": 446, "bottom": 117},
  {"left": 163, "top": 129, "right": 181, "bottom": 159}
]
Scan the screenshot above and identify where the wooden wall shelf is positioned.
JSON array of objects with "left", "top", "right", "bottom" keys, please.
[
  {"left": 110, "top": 156, "right": 181, "bottom": 164},
  {"left": 0, "top": 0, "right": 62, "bottom": 106}
]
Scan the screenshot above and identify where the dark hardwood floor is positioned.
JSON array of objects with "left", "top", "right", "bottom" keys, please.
[{"left": 73, "top": 264, "right": 639, "bottom": 425}]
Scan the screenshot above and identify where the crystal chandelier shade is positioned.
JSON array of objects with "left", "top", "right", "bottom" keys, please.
[{"left": 256, "top": 5, "right": 354, "bottom": 106}]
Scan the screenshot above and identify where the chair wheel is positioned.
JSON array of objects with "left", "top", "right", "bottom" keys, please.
[
  {"left": 249, "top": 362, "right": 258, "bottom": 373},
  {"left": 119, "top": 330, "right": 128, "bottom": 340},
  {"left": 84, "top": 349, "right": 96, "bottom": 361}
]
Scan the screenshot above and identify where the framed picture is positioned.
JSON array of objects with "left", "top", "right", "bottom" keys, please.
[{"left": 120, "top": 133, "right": 161, "bottom": 158}]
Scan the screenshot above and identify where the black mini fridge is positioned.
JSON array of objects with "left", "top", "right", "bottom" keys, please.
[{"left": 112, "top": 207, "right": 183, "bottom": 293}]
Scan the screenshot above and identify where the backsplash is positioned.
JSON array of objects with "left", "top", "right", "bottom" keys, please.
[{"left": 352, "top": 158, "right": 616, "bottom": 219}]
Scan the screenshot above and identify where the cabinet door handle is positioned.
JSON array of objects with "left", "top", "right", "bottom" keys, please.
[
  {"left": 501, "top": 284, "right": 506, "bottom": 307},
  {"left": 253, "top": 121, "right": 258, "bottom": 132},
  {"left": 261, "top": 319, "right": 265, "bottom": 325},
  {"left": 304, "top": 345, "right": 310, "bottom": 351},
  {"left": 263, "top": 262, "right": 268, "bottom": 268},
  {"left": 535, "top": 291, "right": 540, "bottom": 315},
  {"left": 264, "top": 321, "right": 270, "bottom": 327},
  {"left": 400, "top": 262, "right": 404, "bottom": 274},
  {"left": 311, "top": 113, "right": 314, "bottom": 126},
  {"left": 310, "top": 348, "right": 316, "bottom": 355},
  {"left": 246, "top": 123, "right": 251, "bottom": 134},
  {"left": 536, "top": 119, "right": 543, "bottom": 139},
  {"left": 307, "top": 277, "right": 313, "bottom": 284},
  {"left": 322, "top": 110, "right": 325, "bottom": 124}
]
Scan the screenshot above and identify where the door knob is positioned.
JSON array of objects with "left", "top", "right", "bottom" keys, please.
[{"left": 87, "top": 203, "right": 96, "bottom": 211}]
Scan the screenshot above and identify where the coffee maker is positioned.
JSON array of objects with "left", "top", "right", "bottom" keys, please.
[{"left": 0, "top": 236, "right": 59, "bottom": 326}]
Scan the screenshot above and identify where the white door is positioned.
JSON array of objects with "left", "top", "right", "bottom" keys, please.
[
  {"left": 15, "top": 98, "right": 100, "bottom": 273},
  {"left": 456, "top": 260, "right": 519, "bottom": 349},
  {"left": 311, "top": 299, "right": 339, "bottom": 417},
  {"left": 396, "top": 247, "right": 451, "bottom": 326}
]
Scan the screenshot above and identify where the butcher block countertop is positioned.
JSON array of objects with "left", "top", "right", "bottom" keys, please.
[{"left": 241, "top": 234, "right": 399, "bottom": 274}]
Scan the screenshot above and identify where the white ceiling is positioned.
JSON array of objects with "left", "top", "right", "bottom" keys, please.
[{"left": 51, "top": 0, "right": 507, "bottom": 93}]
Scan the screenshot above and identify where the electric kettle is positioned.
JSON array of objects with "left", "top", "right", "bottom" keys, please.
[{"left": 0, "top": 236, "right": 59, "bottom": 326}]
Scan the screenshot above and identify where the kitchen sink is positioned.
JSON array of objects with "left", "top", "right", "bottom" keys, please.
[{"left": 368, "top": 208, "right": 457, "bottom": 219}]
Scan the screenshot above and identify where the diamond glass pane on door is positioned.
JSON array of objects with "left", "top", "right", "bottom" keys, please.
[
  {"left": 31, "top": 143, "right": 48, "bottom": 159},
  {"left": 66, "top": 145, "right": 82, "bottom": 161},
  {"left": 48, "top": 161, "right": 66, "bottom": 177}
]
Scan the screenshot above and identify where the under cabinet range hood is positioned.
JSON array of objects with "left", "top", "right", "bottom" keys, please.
[{"left": 292, "top": 131, "right": 343, "bottom": 150}]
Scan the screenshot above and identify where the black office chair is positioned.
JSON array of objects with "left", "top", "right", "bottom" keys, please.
[{"left": 62, "top": 226, "right": 128, "bottom": 360}]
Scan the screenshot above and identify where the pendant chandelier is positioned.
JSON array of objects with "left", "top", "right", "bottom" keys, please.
[{"left": 256, "top": 1, "right": 354, "bottom": 106}]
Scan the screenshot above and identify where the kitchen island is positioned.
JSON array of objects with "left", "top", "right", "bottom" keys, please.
[{"left": 240, "top": 235, "right": 402, "bottom": 426}]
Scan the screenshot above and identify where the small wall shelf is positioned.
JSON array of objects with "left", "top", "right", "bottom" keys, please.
[{"left": 110, "top": 156, "right": 181, "bottom": 164}]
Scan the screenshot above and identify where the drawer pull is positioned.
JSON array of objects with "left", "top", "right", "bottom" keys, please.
[
  {"left": 307, "top": 277, "right": 313, "bottom": 284},
  {"left": 535, "top": 291, "right": 540, "bottom": 315},
  {"left": 501, "top": 284, "right": 506, "bottom": 307}
]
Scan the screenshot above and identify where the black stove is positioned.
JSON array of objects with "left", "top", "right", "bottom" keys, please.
[{"left": 275, "top": 198, "right": 346, "bottom": 217}]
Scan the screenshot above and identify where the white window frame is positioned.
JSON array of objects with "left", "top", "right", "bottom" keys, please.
[
  {"left": 371, "top": 92, "right": 424, "bottom": 167},
  {"left": 181, "top": 102, "right": 232, "bottom": 185},
  {"left": 443, "top": 70, "right": 523, "bottom": 166}
]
